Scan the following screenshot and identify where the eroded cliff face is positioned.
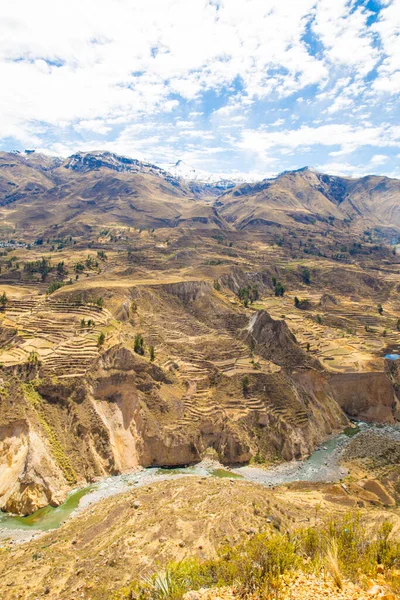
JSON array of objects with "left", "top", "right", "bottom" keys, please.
[
  {"left": 328, "top": 371, "right": 400, "bottom": 423},
  {"left": 0, "top": 420, "right": 69, "bottom": 514},
  {"left": 0, "top": 297, "right": 398, "bottom": 516},
  {"left": 0, "top": 339, "right": 346, "bottom": 515}
]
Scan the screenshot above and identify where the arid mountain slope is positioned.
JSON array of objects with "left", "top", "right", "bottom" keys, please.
[
  {"left": 0, "top": 151, "right": 225, "bottom": 236},
  {"left": 1, "top": 152, "right": 400, "bottom": 237},
  {"left": 217, "top": 167, "right": 400, "bottom": 234}
]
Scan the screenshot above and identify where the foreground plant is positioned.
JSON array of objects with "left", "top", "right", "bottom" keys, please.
[{"left": 114, "top": 514, "right": 400, "bottom": 600}]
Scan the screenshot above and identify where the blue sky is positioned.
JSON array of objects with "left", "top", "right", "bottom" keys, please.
[{"left": 0, "top": 0, "right": 399, "bottom": 179}]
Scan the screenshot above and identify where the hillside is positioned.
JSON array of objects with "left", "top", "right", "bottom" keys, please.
[
  {"left": 0, "top": 149, "right": 400, "bottom": 600},
  {"left": 217, "top": 167, "right": 400, "bottom": 235},
  {"left": 0, "top": 151, "right": 225, "bottom": 237},
  {"left": 1, "top": 152, "right": 400, "bottom": 238}
]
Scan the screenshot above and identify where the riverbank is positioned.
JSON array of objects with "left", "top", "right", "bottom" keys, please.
[{"left": 1, "top": 422, "right": 398, "bottom": 544}]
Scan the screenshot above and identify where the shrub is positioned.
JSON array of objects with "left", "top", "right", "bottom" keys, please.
[
  {"left": 47, "top": 281, "right": 64, "bottom": 295},
  {"left": 242, "top": 375, "right": 249, "bottom": 395},
  {"left": 27, "top": 351, "right": 40, "bottom": 365},
  {"left": 97, "top": 332, "right": 105, "bottom": 346},
  {"left": 0, "top": 292, "right": 7, "bottom": 306},
  {"left": 274, "top": 282, "right": 285, "bottom": 297},
  {"left": 301, "top": 267, "right": 311, "bottom": 284},
  {"left": 134, "top": 334, "right": 145, "bottom": 355},
  {"left": 149, "top": 345, "right": 155, "bottom": 362}
]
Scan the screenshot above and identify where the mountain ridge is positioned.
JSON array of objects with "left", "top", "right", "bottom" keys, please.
[{"left": 0, "top": 150, "right": 399, "bottom": 236}]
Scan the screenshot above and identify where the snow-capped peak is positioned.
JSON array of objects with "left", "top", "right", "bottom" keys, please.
[{"left": 163, "top": 160, "right": 260, "bottom": 187}]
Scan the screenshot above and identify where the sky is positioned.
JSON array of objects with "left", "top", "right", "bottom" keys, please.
[{"left": 0, "top": 0, "right": 399, "bottom": 179}]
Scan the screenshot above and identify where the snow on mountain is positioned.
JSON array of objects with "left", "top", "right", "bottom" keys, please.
[{"left": 163, "top": 159, "right": 260, "bottom": 187}]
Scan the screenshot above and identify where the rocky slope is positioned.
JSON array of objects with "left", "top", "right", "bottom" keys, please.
[
  {"left": 217, "top": 167, "right": 400, "bottom": 234},
  {"left": 1, "top": 152, "right": 400, "bottom": 236},
  {"left": 1, "top": 265, "right": 400, "bottom": 516}
]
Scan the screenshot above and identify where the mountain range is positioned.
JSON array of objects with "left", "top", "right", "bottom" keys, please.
[{"left": 0, "top": 150, "right": 399, "bottom": 238}]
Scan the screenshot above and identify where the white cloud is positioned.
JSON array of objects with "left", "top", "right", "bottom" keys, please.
[
  {"left": 370, "top": 154, "right": 389, "bottom": 165},
  {"left": 0, "top": 0, "right": 398, "bottom": 177},
  {"left": 237, "top": 123, "right": 400, "bottom": 157}
]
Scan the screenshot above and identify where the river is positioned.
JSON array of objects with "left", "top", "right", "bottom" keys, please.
[{"left": 0, "top": 421, "right": 398, "bottom": 541}]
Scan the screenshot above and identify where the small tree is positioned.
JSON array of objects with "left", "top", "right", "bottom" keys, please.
[
  {"left": 294, "top": 296, "right": 300, "bottom": 308},
  {"left": 213, "top": 280, "right": 221, "bottom": 291},
  {"left": 96, "top": 297, "right": 104, "bottom": 308},
  {"left": 306, "top": 342, "right": 310, "bottom": 352},
  {"left": 80, "top": 318, "right": 86, "bottom": 328},
  {"left": 378, "top": 304, "right": 383, "bottom": 315},
  {"left": 302, "top": 268, "right": 311, "bottom": 285},
  {"left": 134, "top": 334, "right": 145, "bottom": 355},
  {"left": 149, "top": 345, "right": 155, "bottom": 362},
  {"left": 27, "top": 351, "right": 40, "bottom": 365},
  {"left": 274, "top": 282, "right": 285, "bottom": 297},
  {"left": 242, "top": 375, "right": 249, "bottom": 395},
  {"left": 98, "top": 332, "right": 105, "bottom": 346},
  {"left": 0, "top": 292, "right": 7, "bottom": 307}
]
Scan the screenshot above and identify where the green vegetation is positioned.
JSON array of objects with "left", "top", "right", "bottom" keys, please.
[
  {"left": 149, "top": 345, "right": 155, "bottom": 362},
  {"left": 273, "top": 281, "right": 285, "bottom": 297},
  {"left": 238, "top": 285, "right": 259, "bottom": 307},
  {"left": 0, "top": 291, "right": 7, "bottom": 306},
  {"left": 27, "top": 351, "right": 41, "bottom": 365},
  {"left": 134, "top": 334, "right": 145, "bottom": 355},
  {"left": 378, "top": 304, "right": 383, "bottom": 315},
  {"left": 115, "top": 515, "right": 400, "bottom": 600},
  {"left": 301, "top": 267, "right": 311, "bottom": 284},
  {"left": 213, "top": 279, "right": 221, "bottom": 291},
  {"left": 21, "top": 383, "right": 76, "bottom": 485},
  {"left": 242, "top": 375, "right": 249, "bottom": 395},
  {"left": 294, "top": 297, "right": 309, "bottom": 310},
  {"left": 96, "top": 297, "right": 104, "bottom": 308},
  {"left": 47, "top": 281, "right": 64, "bottom": 295},
  {"left": 24, "top": 257, "right": 52, "bottom": 281},
  {"left": 97, "top": 332, "right": 105, "bottom": 346}
]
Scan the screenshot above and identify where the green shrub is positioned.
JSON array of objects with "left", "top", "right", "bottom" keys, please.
[
  {"left": 134, "top": 334, "right": 145, "bottom": 355},
  {"left": 47, "top": 281, "right": 64, "bottom": 295}
]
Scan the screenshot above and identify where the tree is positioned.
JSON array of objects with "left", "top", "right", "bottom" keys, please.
[
  {"left": 97, "top": 332, "right": 105, "bottom": 346},
  {"left": 134, "top": 334, "right": 145, "bottom": 355},
  {"left": 213, "top": 280, "right": 221, "bottom": 291},
  {"left": 242, "top": 375, "right": 249, "bottom": 395},
  {"left": 0, "top": 292, "right": 7, "bottom": 307},
  {"left": 96, "top": 297, "right": 104, "bottom": 308},
  {"left": 149, "top": 345, "right": 155, "bottom": 362},
  {"left": 80, "top": 318, "right": 86, "bottom": 328},
  {"left": 294, "top": 296, "right": 300, "bottom": 308},
  {"left": 306, "top": 342, "right": 310, "bottom": 352},
  {"left": 397, "top": 319, "right": 400, "bottom": 332},
  {"left": 302, "top": 268, "right": 311, "bottom": 285},
  {"left": 274, "top": 282, "right": 285, "bottom": 297},
  {"left": 378, "top": 304, "right": 383, "bottom": 315}
]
